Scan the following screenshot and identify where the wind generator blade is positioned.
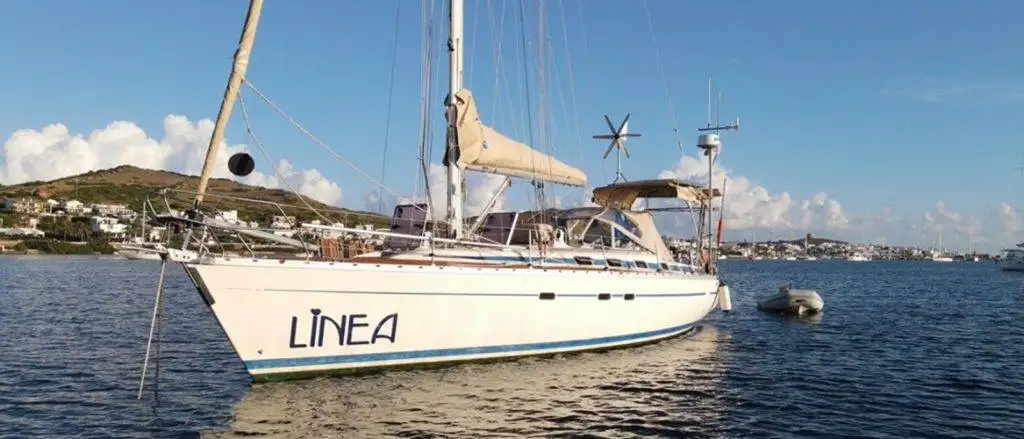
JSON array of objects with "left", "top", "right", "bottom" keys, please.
[
  {"left": 604, "top": 114, "right": 616, "bottom": 133},
  {"left": 617, "top": 113, "right": 631, "bottom": 134},
  {"left": 592, "top": 134, "right": 615, "bottom": 140},
  {"left": 603, "top": 142, "right": 616, "bottom": 158},
  {"left": 622, "top": 133, "right": 642, "bottom": 138},
  {"left": 621, "top": 144, "right": 631, "bottom": 158}
]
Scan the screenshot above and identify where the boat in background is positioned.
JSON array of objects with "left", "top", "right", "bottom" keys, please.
[
  {"left": 115, "top": 243, "right": 163, "bottom": 261},
  {"left": 931, "top": 231, "right": 953, "bottom": 262},
  {"left": 999, "top": 243, "right": 1024, "bottom": 272},
  {"left": 847, "top": 254, "right": 870, "bottom": 262},
  {"left": 757, "top": 285, "right": 824, "bottom": 315}
]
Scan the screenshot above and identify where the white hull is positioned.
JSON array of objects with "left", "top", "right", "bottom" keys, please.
[
  {"left": 999, "top": 259, "right": 1024, "bottom": 272},
  {"left": 932, "top": 257, "right": 953, "bottom": 263},
  {"left": 119, "top": 248, "right": 164, "bottom": 261},
  {"left": 183, "top": 255, "right": 720, "bottom": 382},
  {"left": 117, "top": 244, "right": 198, "bottom": 262}
]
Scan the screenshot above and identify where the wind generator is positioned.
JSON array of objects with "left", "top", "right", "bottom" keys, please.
[{"left": 593, "top": 114, "right": 641, "bottom": 183}]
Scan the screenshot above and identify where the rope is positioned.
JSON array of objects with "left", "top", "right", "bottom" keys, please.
[
  {"left": 242, "top": 79, "right": 430, "bottom": 217},
  {"left": 377, "top": 0, "right": 403, "bottom": 214}
]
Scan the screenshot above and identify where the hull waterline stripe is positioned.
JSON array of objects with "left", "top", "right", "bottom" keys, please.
[
  {"left": 245, "top": 321, "right": 697, "bottom": 371},
  {"left": 228, "top": 288, "right": 712, "bottom": 298}
]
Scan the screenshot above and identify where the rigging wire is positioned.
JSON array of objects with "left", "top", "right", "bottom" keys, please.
[
  {"left": 574, "top": 0, "right": 608, "bottom": 185},
  {"left": 557, "top": 0, "right": 588, "bottom": 205},
  {"left": 534, "top": 0, "right": 549, "bottom": 213},
  {"left": 515, "top": 0, "right": 540, "bottom": 213},
  {"left": 413, "top": 0, "right": 429, "bottom": 200},
  {"left": 377, "top": 0, "right": 404, "bottom": 214},
  {"left": 641, "top": 0, "right": 685, "bottom": 153},
  {"left": 465, "top": 0, "right": 479, "bottom": 87},
  {"left": 243, "top": 79, "right": 429, "bottom": 217},
  {"left": 487, "top": 0, "right": 520, "bottom": 139},
  {"left": 641, "top": 0, "right": 700, "bottom": 240},
  {"left": 236, "top": 93, "right": 334, "bottom": 225}
]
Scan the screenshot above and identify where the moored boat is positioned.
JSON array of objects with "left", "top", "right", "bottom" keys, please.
[{"left": 149, "top": 0, "right": 739, "bottom": 383}]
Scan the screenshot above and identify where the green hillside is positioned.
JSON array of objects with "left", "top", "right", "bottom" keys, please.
[{"left": 0, "top": 165, "right": 389, "bottom": 228}]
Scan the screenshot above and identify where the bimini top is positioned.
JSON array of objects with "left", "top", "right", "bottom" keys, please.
[{"left": 591, "top": 178, "right": 721, "bottom": 209}]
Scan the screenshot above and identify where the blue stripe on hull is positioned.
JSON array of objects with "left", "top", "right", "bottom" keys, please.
[{"left": 246, "top": 321, "right": 698, "bottom": 372}]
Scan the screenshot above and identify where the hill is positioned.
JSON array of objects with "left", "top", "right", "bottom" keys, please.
[
  {"left": 723, "top": 235, "right": 849, "bottom": 246},
  {"left": 0, "top": 165, "right": 389, "bottom": 227}
]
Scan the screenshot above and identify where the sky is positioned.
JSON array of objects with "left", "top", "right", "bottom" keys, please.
[{"left": 1, "top": 0, "right": 1023, "bottom": 252}]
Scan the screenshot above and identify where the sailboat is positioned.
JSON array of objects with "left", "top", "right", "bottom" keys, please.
[
  {"left": 999, "top": 242, "right": 1024, "bottom": 271},
  {"left": 931, "top": 231, "right": 953, "bottom": 262},
  {"left": 157, "top": 0, "right": 730, "bottom": 383},
  {"left": 115, "top": 199, "right": 169, "bottom": 261},
  {"left": 116, "top": 199, "right": 197, "bottom": 261}
]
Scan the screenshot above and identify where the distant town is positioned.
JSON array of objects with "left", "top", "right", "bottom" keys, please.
[
  {"left": 665, "top": 233, "right": 994, "bottom": 262},
  {"left": 0, "top": 195, "right": 388, "bottom": 255},
  {"left": 0, "top": 194, "right": 999, "bottom": 261}
]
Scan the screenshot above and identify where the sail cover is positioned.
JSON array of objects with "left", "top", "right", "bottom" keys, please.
[{"left": 448, "top": 89, "right": 587, "bottom": 187}]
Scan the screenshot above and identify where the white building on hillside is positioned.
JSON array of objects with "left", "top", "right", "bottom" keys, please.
[{"left": 90, "top": 216, "right": 128, "bottom": 235}]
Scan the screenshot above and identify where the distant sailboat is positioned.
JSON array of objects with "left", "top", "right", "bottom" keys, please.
[{"left": 931, "top": 231, "right": 953, "bottom": 262}]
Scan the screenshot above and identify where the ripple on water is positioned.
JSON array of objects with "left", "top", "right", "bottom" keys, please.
[{"left": 0, "top": 257, "right": 1022, "bottom": 438}]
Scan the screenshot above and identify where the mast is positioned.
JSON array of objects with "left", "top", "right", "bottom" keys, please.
[
  {"left": 192, "top": 0, "right": 264, "bottom": 209},
  {"left": 445, "top": 0, "right": 465, "bottom": 238}
]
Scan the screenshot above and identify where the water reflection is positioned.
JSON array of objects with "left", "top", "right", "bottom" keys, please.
[
  {"left": 202, "top": 326, "right": 730, "bottom": 438},
  {"left": 759, "top": 311, "right": 824, "bottom": 325}
]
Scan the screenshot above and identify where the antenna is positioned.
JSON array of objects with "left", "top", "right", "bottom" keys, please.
[
  {"left": 695, "top": 77, "right": 740, "bottom": 272},
  {"left": 593, "top": 114, "right": 642, "bottom": 183}
]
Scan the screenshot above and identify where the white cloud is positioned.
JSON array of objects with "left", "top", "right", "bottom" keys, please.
[
  {"left": 392, "top": 163, "right": 509, "bottom": 220},
  {"left": 923, "top": 201, "right": 982, "bottom": 237},
  {"left": 655, "top": 154, "right": 1021, "bottom": 253},
  {"left": 1, "top": 115, "right": 343, "bottom": 205},
  {"left": 4, "top": 116, "right": 1021, "bottom": 253},
  {"left": 991, "top": 202, "right": 1020, "bottom": 237},
  {"left": 658, "top": 154, "right": 849, "bottom": 232}
]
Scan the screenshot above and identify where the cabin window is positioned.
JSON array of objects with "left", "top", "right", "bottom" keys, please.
[
  {"left": 598, "top": 293, "right": 611, "bottom": 300},
  {"left": 539, "top": 292, "right": 556, "bottom": 300},
  {"left": 624, "top": 293, "right": 636, "bottom": 301},
  {"left": 606, "top": 258, "right": 624, "bottom": 268},
  {"left": 634, "top": 260, "right": 648, "bottom": 269},
  {"left": 574, "top": 256, "right": 593, "bottom": 265}
]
